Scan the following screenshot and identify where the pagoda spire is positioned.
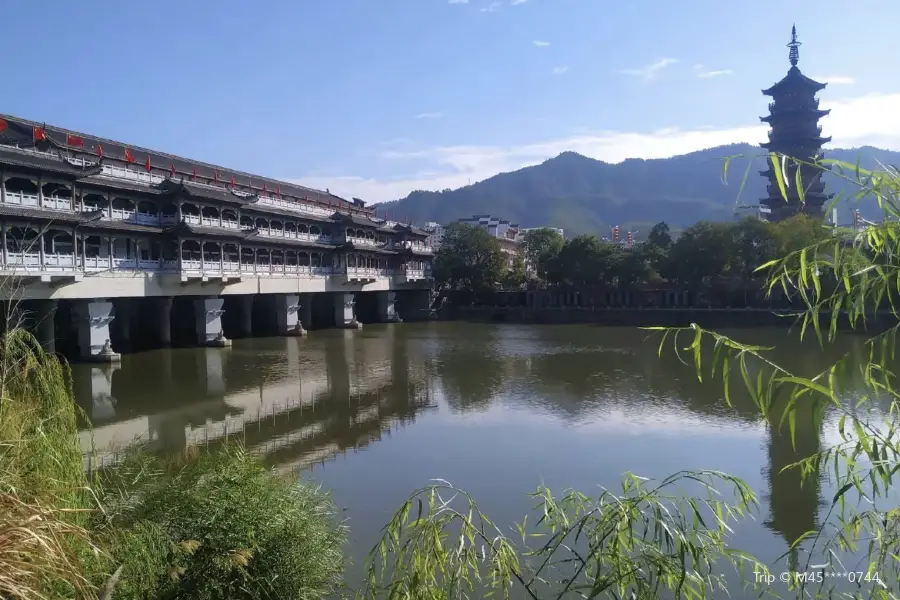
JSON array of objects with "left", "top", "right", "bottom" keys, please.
[{"left": 788, "top": 24, "right": 801, "bottom": 67}]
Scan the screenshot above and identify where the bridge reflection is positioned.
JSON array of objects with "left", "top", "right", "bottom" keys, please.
[{"left": 76, "top": 327, "right": 437, "bottom": 474}]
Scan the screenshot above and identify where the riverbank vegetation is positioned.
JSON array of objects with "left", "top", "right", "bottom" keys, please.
[
  {"left": 434, "top": 206, "right": 833, "bottom": 299},
  {"left": 0, "top": 326, "right": 345, "bottom": 598}
]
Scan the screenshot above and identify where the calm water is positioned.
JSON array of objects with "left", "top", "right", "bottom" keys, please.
[{"left": 73, "top": 322, "right": 885, "bottom": 597}]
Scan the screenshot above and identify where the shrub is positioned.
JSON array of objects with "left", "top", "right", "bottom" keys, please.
[{"left": 92, "top": 445, "right": 347, "bottom": 600}]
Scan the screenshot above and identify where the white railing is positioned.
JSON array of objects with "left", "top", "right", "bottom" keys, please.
[
  {"left": 42, "top": 196, "right": 73, "bottom": 211},
  {"left": 4, "top": 191, "right": 40, "bottom": 207},
  {"left": 344, "top": 267, "right": 388, "bottom": 279},
  {"left": 184, "top": 214, "right": 201, "bottom": 225},
  {"left": 201, "top": 217, "right": 220, "bottom": 228},
  {"left": 41, "top": 254, "right": 77, "bottom": 269},
  {"left": 135, "top": 212, "right": 161, "bottom": 226},
  {"left": 4, "top": 253, "right": 41, "bottom": 267},
  {"left": 222, "top": 220, "right": 239, "bottom": 230},
  {"left": 258, "top": 194, "right": 334, "bottom": 218},
  {"left": 109, "top": 208, "right": 135, "bottom": 221},
  {"left": 350, "top": 237, "right": 378, "bottom": 247},
  {"left": 98, "top": 164, "right": 166, "bottom": 186}
]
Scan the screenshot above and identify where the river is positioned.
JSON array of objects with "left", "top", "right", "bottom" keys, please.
[{"left": 73, "top": 322, "right": 884, "bottom": 597}]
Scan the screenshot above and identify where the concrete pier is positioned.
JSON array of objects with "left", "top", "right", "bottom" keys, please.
[
  {"left": 72, "top": 300, "right": 121, "bottom": 362},
  {"left": 193, "top": 297, "right": 231, "bottom": 347},
  {"left": 276, "top": 294, "right": 307, "bottom": 336},
  {"left": 378, "top": 291, "right": 402, "bottom": 323},
  {"left": 334, "top": 293, "right": 362, "bottom": 329},
  {"left": 235, "top": 295, "right": 254, "bottom": 338},
  {"left": 149, "top": 297, "right": 173, "bottom": 347},
  {"left": 298, "top": 293, "right": 313, "bottom": 331}
]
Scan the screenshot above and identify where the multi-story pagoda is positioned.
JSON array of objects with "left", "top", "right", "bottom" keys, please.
[{"left": 759, "top": 26, "right": 832, "bottom": 222}]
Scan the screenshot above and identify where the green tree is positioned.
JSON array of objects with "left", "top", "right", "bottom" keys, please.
[
  {"left": 549, "top": 235, "right": 623, "bottom": 286},
  {"left": 433, "top": 223, "right": 504, "bottom": 303},
  {"left": 522, "top": 228, "right": 565, "bottom": 284},
  {"left": 729, "top": 216, "right": 777, "bottom": 279},
  {"left": 663, "top": 221, "right": 734, "bottom": 286},
  {"left": 646, "top": 221, "right": 672, "bottom": 249},
  {"left": 502, "top": 254, "right": 526, "bottom": 289}
]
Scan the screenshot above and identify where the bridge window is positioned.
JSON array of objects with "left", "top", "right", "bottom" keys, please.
[
  {"left": 42, "top": 182, "right": 71, "bottom": 199},
  {"left": 181, "top": 202, "right": 200, "bottom": 216},
  {"left": 83, "top": 235, "right": 103, "bottom": 258},
  {"left": 255, "top": 217, "right": 269, "bottom": 230},
  {"left": 285, "top": 222, "right": 297, "bottom": 234},
  {"left": 137, "top": 200, "right": 158, "bottom": 215},
  {"left": 270, "top": 220, "right": 284, "bottom": 233},
  {"left": 256, "top": 248, "right": 270, "bottom": 264},
  {"left": 201, "top": 206, "right": 220, "bottom": 219},
  {"left": 298, "top": 223, "right": 309, "bottom": 234},
  {"left": 222, "top": 209, "right": 238, "bottom": 225},
  {"left": 286, "top": 250, "right": 298, "bottom": 266},
  {"left": 223, "top": 243, "right": 239, "bottom": 262},
  {"left": 82, "top": 193, "right": 108, "bottom": 211},
  {"left": 138, "top": 239, "right": 161, "bottom": 261},
  {"left": 181, "top": 240, "right": 201, "bottom": 261},
  {"left": 297, "top": 252, "right": 310, "bottom": 266},
  {"left": 46, "top": 230, "right": 74, "bottom": 255},
  {"left": 160, "top": 240, "right": 177, "bottom": 260},
  {"left": 240, "top": 215, "right": 254, "bottom": 229},
  {"left": 5, "top": 226, "right": 39, "bottom": 253},
  {"left": 310, "top": 225, "right": 321, "bottom": 236},
  {"left": 311, "top": 252, "right": 322, "bottom": 267},
  {"left": 240, "top": 247, "right": 255, "bottom": 265},
  {"left": 111, "top": 197, "right": 135, "bottom": 211},
  {"left": 271, "top": 250, "right": 284, "bottom": 266},
  {"left": 160, "top": 202, "right": 177, "bottom": 217},
  {"left": 3, "top": 177, "right": 38, "bottom": 195},
  {"left": 202, "top": 241, "right": 221, "bottom": 262}
]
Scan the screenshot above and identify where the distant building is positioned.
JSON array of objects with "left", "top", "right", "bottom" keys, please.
[
  {"left": 458, "top": 214, "right": 523, "bottom": 267},
  {"left": 423, "top": 221, "right": 444, "bottom": 251},
  {"left": 519, "top": 226, "right": 565, "bottom": 239},
  {"left": 759, "top": 26, "right": 831, "bottom": 222}
]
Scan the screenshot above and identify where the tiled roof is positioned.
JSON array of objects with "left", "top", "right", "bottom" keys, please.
[
  {"left": 0, "top": 114, "right": 368, "bottom": 213},
  {"left": 0, "top": 146, "right": 104, "bottom": 179}
]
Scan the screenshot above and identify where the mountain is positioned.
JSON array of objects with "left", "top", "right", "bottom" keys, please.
[{"left": 375, "top": 144, "right": 900, "bottom": 235}]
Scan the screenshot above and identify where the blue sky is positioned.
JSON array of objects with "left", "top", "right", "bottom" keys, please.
[{"left": 3, "top": 0, "right": 899, "bottom": 203}]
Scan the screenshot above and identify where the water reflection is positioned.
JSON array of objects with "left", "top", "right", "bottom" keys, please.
[{"left": 74, "top": 322, "right": 878, "bottom": 576}]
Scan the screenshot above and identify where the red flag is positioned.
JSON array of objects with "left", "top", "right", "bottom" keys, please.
[
  {"left": 0, "top": 118, "right": 7, "bottom": 133},
  {"left": 144, "top": 155, "right": 152, "bottom": 172},
  {"left": 230, "top": 175, "right": 236, "bottom": 186},
  {"left": 276, "top": 186, "right": 281, "bottom": 197},
  {"left": 66, "top": 133, "right": 84, "bottom": 147},
  {"left": 170, "top": 162, "right": 176, "bottom": 177},
  {"left": 262, "top": 183, "right": 267, "bottom": 194},
  {"left": 33, "top": 126, "right": 46, "bottom": 141},
  {"left": 305, "top": 194, "right": 309, "bottom": 201},
  {"left": 213, "top": 169, "right": 219, "bottom": 183},
  {"left": 192, "top": 167, "right": 197, "bottom": 179},
  {"left": 124, "top": 148, "right": 135, "bottom": 164},
  {"left": 96, "top": 144, "right": 103, "bottom": 158}
]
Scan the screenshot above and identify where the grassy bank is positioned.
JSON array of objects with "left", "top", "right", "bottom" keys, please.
[{"left": 0, "top": 328, "right": 346, "bottom": 600}]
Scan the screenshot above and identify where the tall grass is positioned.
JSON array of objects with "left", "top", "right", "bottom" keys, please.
[
  {"left": 0, "top": 326, "right": 98, "bottom": 599},
  {"left": 90, "top": 445, "right": 347, "bottom": 599}
]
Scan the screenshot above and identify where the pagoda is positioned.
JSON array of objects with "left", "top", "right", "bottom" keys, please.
[{"left": 759, "top": 26, "right": 832, "bottom": 221}]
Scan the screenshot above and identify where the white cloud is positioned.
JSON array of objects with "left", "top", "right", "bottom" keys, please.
[
  {"left": 511, "top": 0, "right": 528, "bottom": 4},
  {"left": 697, "top": 69, "right": 733, "bottom": 78},
  {"left": 551, "top": 66, "right": 569, "bottom": 75},
  {"left": 414, "top": 112, "right": 444, "bottom": 120},
  {"left": 481, "top": 1, "right": 501, "bottom": 11},
  {"left": 619, "top": 57, "right": 679, "bottom": 82},
  {"left": 532, "top": 40, "right": 550, "bottom": 47},
  {"left": 448, "top": 0, "right": 469, "bottom": 4},
  {"left": 813, "top": 75, "right": 856, "bottom": 85},
  {"left": 292, "top": 92, "right": 900, "bottom": 203}
]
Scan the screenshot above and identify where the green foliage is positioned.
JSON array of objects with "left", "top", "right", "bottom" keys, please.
[
  {"left": 360, "top": 473, "right": 763, "bottom": 599},
  {"left": 523, "top": 228, "right": 565, "bottom": 284},
  {"left": 92, "top": 445, "right": 347, "bottom": 600},
  {"left": 548, "top": 235, "right": 624, "bottom": 286},
  {"left": 0, "top": 326, "right": 99, "bottom": 599},
  {"left": 434, "top": 223, "right": 505, "bottom": 302},
  {"left": 502, "top": 254, "right": 527, "bottom": 289}
]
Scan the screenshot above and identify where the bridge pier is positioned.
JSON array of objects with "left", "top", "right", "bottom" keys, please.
[
  {"left": 193, "top": 297, "right": 231, "bottom": 347},
  {"left": 334, "top": 292, "right": 362, "bottom": 329},
  {"left": 72, "top": 300, "right": 120, "bottom": 362},
  {"left": 111, "top": 298, "right": 132, "bottom": 354},
  {"left": 256, "top": 294, "right": 307, "bottom": 337},
  {"left": 298, "top": 293, "right": 313, "bottom": 331},
  {"left": 234, "top": 295, "right": 254, "bottom": 338},
  {"left": 149, "top": 297, "right": 173, "bottom": 348},
  {"left": 377, "top": 291, "right": 402, "bottom": 323}
]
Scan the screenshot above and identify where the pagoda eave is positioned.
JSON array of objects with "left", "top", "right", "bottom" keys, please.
[
  {"left": 760, "top": 136, "right": 831, "bottom": 150},
  {"left": 760, "top": 109, "right": 830, "bottom": 123}
]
